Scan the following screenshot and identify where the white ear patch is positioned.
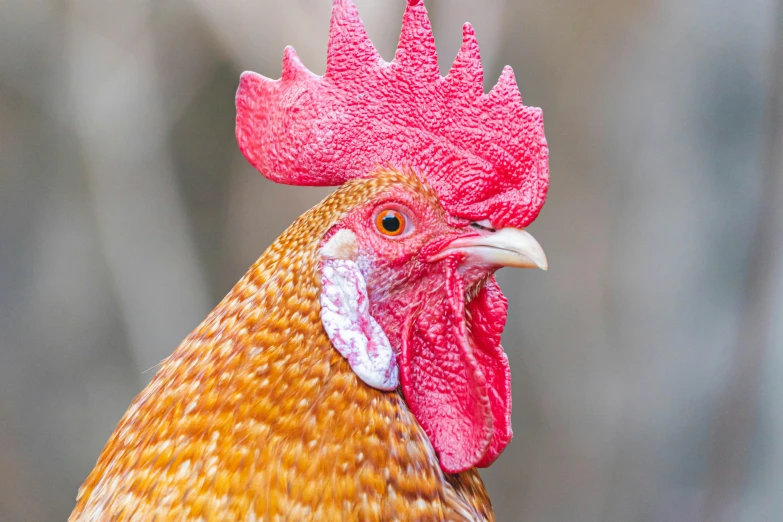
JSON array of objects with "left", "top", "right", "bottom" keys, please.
[{"left": 320, "top": 231, "right": 398, "bottom": 391}]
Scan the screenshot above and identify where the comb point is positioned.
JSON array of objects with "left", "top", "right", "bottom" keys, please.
[
  {"left": 326, "top": 0, "right": 380, "bottom": 78},
  {"left": 489, "top": 65, "right": 522, "bottom": 103},
  {"left": 445, "top": 22, "right": 484, "bottom": 99},
  {"left": 394, "top": 0, "right": 439, "bottom": 80},
  {"left": 237, "top": 71, "right": 272, "bottom": 109},
  {"left": 281, "top": 46, "right": 311, "bottom": 81}
]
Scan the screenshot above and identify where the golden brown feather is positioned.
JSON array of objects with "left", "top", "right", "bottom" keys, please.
[{"left": 70, "top": 170, "right": 495, "bottom": 521}]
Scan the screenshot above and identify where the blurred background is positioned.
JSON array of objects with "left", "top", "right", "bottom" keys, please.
[{"left": 1, "top": 0, "right": 781, "bottom": 520}]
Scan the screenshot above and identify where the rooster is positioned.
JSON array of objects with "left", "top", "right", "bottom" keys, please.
[{"left": 70, "top": 0, "right": 549, "bottom": 520}]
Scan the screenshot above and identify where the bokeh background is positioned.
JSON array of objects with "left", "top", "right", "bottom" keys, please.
[{"left": 1, "top": 0, "right": 782, "bottom": 520}]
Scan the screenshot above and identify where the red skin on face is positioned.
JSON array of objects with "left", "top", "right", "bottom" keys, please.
[{"left": 330, "top": 181, "right": 512, "bottom": 473}]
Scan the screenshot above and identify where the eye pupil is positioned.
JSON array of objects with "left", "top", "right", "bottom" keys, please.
[{"left": 381, "top": 213, "right": 401, "bottom": 232}]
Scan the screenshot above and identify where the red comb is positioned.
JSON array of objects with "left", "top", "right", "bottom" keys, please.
[{"left": 236, "top": 0, "right": 548, "bottom": 228}]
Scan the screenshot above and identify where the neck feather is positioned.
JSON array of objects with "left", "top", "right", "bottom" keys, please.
[{"left": 71, "top": 176, "right": 494, "bottom": 521}]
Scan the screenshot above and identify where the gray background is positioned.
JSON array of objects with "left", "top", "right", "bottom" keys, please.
[{"left": 1, "top": 0, "right": 782, "bottom": 520}]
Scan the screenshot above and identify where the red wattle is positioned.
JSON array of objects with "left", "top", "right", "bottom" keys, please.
[
  {"left": 467, "top": 278, "right": 512, "bottom": 467},
  {"left": 399, "top": 263, "right": 512, "bottom": 473}
]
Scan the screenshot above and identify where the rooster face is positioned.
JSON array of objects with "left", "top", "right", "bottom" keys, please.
[{"left": 319, "top": 170, "right": 546, "bottom": 473}]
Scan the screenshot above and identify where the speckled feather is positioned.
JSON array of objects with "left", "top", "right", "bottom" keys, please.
[{"left": 70, "top": 171, "right": 495, "bottom": 521}]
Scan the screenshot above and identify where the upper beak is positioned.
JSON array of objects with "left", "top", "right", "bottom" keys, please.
[{"left": 432, "top": 228, "right": 548, "bottom": 270}]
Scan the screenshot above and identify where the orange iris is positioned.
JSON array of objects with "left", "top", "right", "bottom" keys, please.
[{"left": 375, "top": 209, "right": 405, "bottom": 236}]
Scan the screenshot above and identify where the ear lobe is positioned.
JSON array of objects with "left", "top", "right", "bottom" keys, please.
[{"left": 319, "top": 256, "right": 399, "bottom": 391}]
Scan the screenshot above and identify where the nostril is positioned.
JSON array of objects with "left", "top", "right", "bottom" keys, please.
[{"left": 470, "top": 221, "right": 496, "bottom": 233}]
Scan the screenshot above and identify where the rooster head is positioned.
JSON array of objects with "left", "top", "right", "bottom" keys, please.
[{"left": 235, "top": 0, "right": 549, "bottom": 474}]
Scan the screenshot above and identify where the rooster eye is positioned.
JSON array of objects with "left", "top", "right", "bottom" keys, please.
[{"left": 375, "top": 209, "right": 406, "bottom": 237}]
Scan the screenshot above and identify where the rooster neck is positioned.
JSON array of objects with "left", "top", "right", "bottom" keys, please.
[{"left": 71, "top": 173, "right": 496, "bottom": 521}]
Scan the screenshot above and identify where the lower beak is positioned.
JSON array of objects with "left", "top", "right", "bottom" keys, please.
[{"left": 433, "top": 228, "right": 548, "bottom": 270}]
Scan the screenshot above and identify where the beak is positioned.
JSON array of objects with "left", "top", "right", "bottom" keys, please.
[{"left": 433, "top": 228, "right": 548, "bottom": 270}]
